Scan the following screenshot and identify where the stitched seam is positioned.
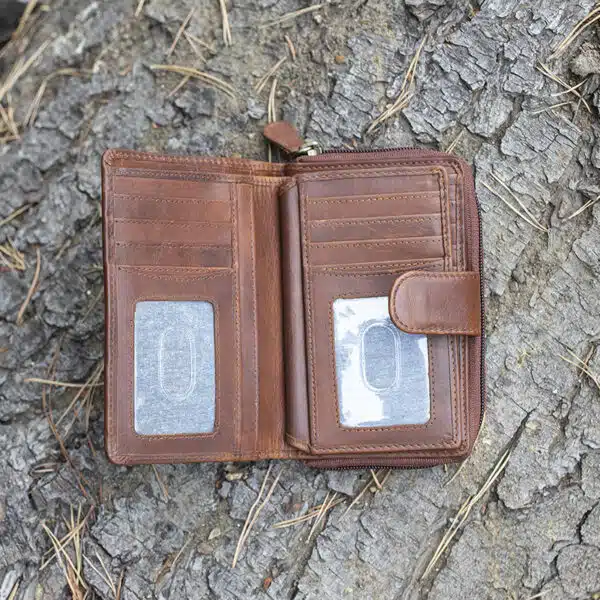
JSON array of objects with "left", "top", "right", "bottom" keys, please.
[
  {"left": 231, "top": 183, "right": 241, "bottom": 456},
  {"left": 311, "top": 238, "right": 442, "bottom": 249},
  {"left": 113, "top": 167, "right": 287, "bottom": 186},
  {"left": 114, "top": 218, "right": 232, "bottom": 227},
  {"left": 312, "top": 259, "right": 443, "bottom": 273},
  {"left": 248, "top": 182, "right": 259, "bottom": 454},
  {"left": 310, "top": 215, "right": 439, "bottom": 227},
  {"left": 112, "top": 193, "right": 232, "bottom": 206},
  {"left": 308, "top": 193, "right": 439, "bottom": 205},
  {"left": 115, "top": 241, "right": 230, "bottom": 249}
]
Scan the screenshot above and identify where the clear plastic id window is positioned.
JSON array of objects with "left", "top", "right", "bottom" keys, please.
[
  {"left": 333, "top": 296, "right": 430, "bottom": 428},
  {"left": 134, "top": 301, "right": 216, "bottom": 435}
]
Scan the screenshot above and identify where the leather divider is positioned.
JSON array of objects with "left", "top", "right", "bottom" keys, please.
[{"left": 389, "top": 271, "right": 481, "bottom": 336}]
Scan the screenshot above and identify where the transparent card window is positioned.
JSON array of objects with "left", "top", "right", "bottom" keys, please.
[
  {"left": 333, "top": 296, "right": 430, "bottom": 428},
  {"left": 134, "top": 300, "right": 216, "bottom": 435}
]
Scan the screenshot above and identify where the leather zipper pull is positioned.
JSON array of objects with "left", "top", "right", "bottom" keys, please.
[{"left": 263, "top": 121, "right": 322, "bottom": 157}]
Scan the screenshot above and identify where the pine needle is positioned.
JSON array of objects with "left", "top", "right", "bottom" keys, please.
[
  {"left": 559, "top": 350, "right": 600, "bottom": 390},
  {"left": 482, "top": 181, "right": 547, "bottom": 233},
  {"left": 254, "top": 57, "right": 286, "bottom": 93},
  {"left": 342, "top": 469, "right": 391, "bottom": 518},
  {"left": 367, "top": 36, "right": 427, "bottom": 134},
  {"left": 232, "top": 464, "right": 282, "bottom": 567},
  {"left": 284, "top": 35, "right": 297, "bottom": 60},
  {"left": 0, "top": 240, "right": 26, "bottom": 270},
  {"left": 537, "top": 62, "right": 591, "bottom": 113},
  {"left": 272, "top": 496, "right": 345, "bottom": 529},
  {"left": 13, "top": 0, "right": 38, "bottom": 39},
  {"left": 0, "top": 203, "right": 32, "bottom": 228},
  {"left": 150, "top": 64, "right": 237, "bottom": 99},
  {"left": 134, "top": 0, "right": 146, "bottom": 18},
  {"left": 550, "top": 6, "right": 600, "bottom": 58},
  {"left": 167, "top": 8, "right": 195, "bottom": 58},
  {"left": 24, "top": 68, "right": 82, "bottom": 127},
  {"left": 421, "top": 448, "right": 512, "bottom": 580},
  {"left": 565, "top": 194, "right": 600, "bottom": 220},
  {"left": 260, "top": 4, "right": 324, "bottom": 28},
  {"left": 16, "top": 247, "right": 41, "bottom": 325},
  {"left": 219, "top": 0, "right": 232, "bottom": 46}
]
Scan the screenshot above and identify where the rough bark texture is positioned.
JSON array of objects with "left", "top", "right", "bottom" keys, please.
[{"left": 1, "top": 0, "right": 600, "bottom": 598}]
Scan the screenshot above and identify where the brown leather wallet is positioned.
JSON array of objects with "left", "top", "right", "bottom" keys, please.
[{"left": 101, "top": 122, "right": 484, "bottom": 468}]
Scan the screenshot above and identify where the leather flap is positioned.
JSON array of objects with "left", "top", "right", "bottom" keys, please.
[{"left": 389, "top": 271, "right": 481, "bottom": 336}]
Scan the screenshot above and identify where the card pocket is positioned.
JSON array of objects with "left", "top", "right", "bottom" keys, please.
[
  {"left": 303, "top": 269, "right": 465, "bottom": 455},
  {"left": 105, "top": 265, "right": 241, "bottom": 463}
]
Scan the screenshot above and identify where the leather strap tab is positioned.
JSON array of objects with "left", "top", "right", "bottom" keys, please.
[
  {"left": 263, "top": 121, "right": 304, "bottom": 153},
  {"left": 389, "top": 271, "right": 481, "bottom": 336}
]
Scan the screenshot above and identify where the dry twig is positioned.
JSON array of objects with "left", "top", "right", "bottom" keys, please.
[
  {"left": 17, "top": 247, "right": 41, "bottom": 325},
  {"left": 367, "top": 36, "right": 426, "bottom": 133}
]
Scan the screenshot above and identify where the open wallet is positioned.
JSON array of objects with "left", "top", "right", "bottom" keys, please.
[{"left": 101, "top": 121, "right": 485, "bottom": 468}]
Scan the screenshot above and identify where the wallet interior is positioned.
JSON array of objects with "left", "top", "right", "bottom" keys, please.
[{"left": 102, "top": 149, "right": 483, "bottom": 467}]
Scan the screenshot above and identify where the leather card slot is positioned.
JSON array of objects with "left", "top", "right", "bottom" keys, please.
[
  {"left": 105, "top": 265, "right": 242, "bottom": 463},
  {"left": 309, "top": 213, "right": 442, "bottom": 243},
  {"left": 308, "top": 236, "right": 444, "bottom": 266},
  {"left": 303, "top": 269, "right": 464, "bottom": 455},
  {"left": 114, "top": 242, "right": 232, "bottom": 268},
  {"left": 112, "top": 194, "right": 231, "bottom": 222},
  {"left": 112, "top": 176, "right": 231, "bottom": 201},
  {"left": 113, "top": 219, "right": 232, "bottom": 246},
  {"left": 307, "top": 192, "right": 441, "bottom": 220}
]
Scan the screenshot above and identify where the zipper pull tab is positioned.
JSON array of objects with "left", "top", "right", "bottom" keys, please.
[{"left": 263, "top": 121, "right": 322, "bottom": 157}]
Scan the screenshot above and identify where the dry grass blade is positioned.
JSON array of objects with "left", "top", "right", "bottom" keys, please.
[
  {"left": 0, "top": 203, "right": 32, "bottom": 228},
  {"left": 0, "top": 39, "right": 51, "bottom": 105},
  {"left": 559, "top": 350, "right": 600, "bottom": 390},
  {"left": 13, "top": 0, "right": 38, "bottom": 39},
  {"left": 134, "top": 0, "right": 146, "bottom": 18},
  {"left": 537, "top": 62, "right": 591, "bottom": 113},
  {"left": 0, "top": 240, "right": 26, "bottom": 270},
  {"left": 17, "top": 247, "right": 41, "bottom": 325},
  {"left": 285, "top": 35, "right": 296, "bottom": 60},
  {"left": 482, "top": 181, "right": 547, "bottom": 233},
  {"left": 551, "top": 6, "right": 600, "bottom": 58},
  {"left": 272, "top": 496, "right": 345, "bottom": 529},
  {"left": 219, "top": 0, "right": 232, "bottom": 46},
  {"left": 260, "top": 4, "right": 324, "bottom": 28},
  {"left": 421, "top": 447, "right": 512, "bottom": 580},
  {"left": 167, "top": 8, "right": 195, "bottom": 57},
  {"left": 342, "top": 469, "right": 391, "bottom": 518},
  {"left": 254, "top": 57, "right": 287, "bottom": 93},
  {"left": 565, "top": 194, "right": 600, "bottom": 220},
  {"left": 232, "top": 464, "right": 282, "bottom": 567},
  {"left": 367, "top": 36, "right": 426, "bottom": 134},
  {"left": 24, "top": 68, "right": 82, "bottom": 127},
  {"left": 150, "top": 64, "right": 237, "bottom": 99}
]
